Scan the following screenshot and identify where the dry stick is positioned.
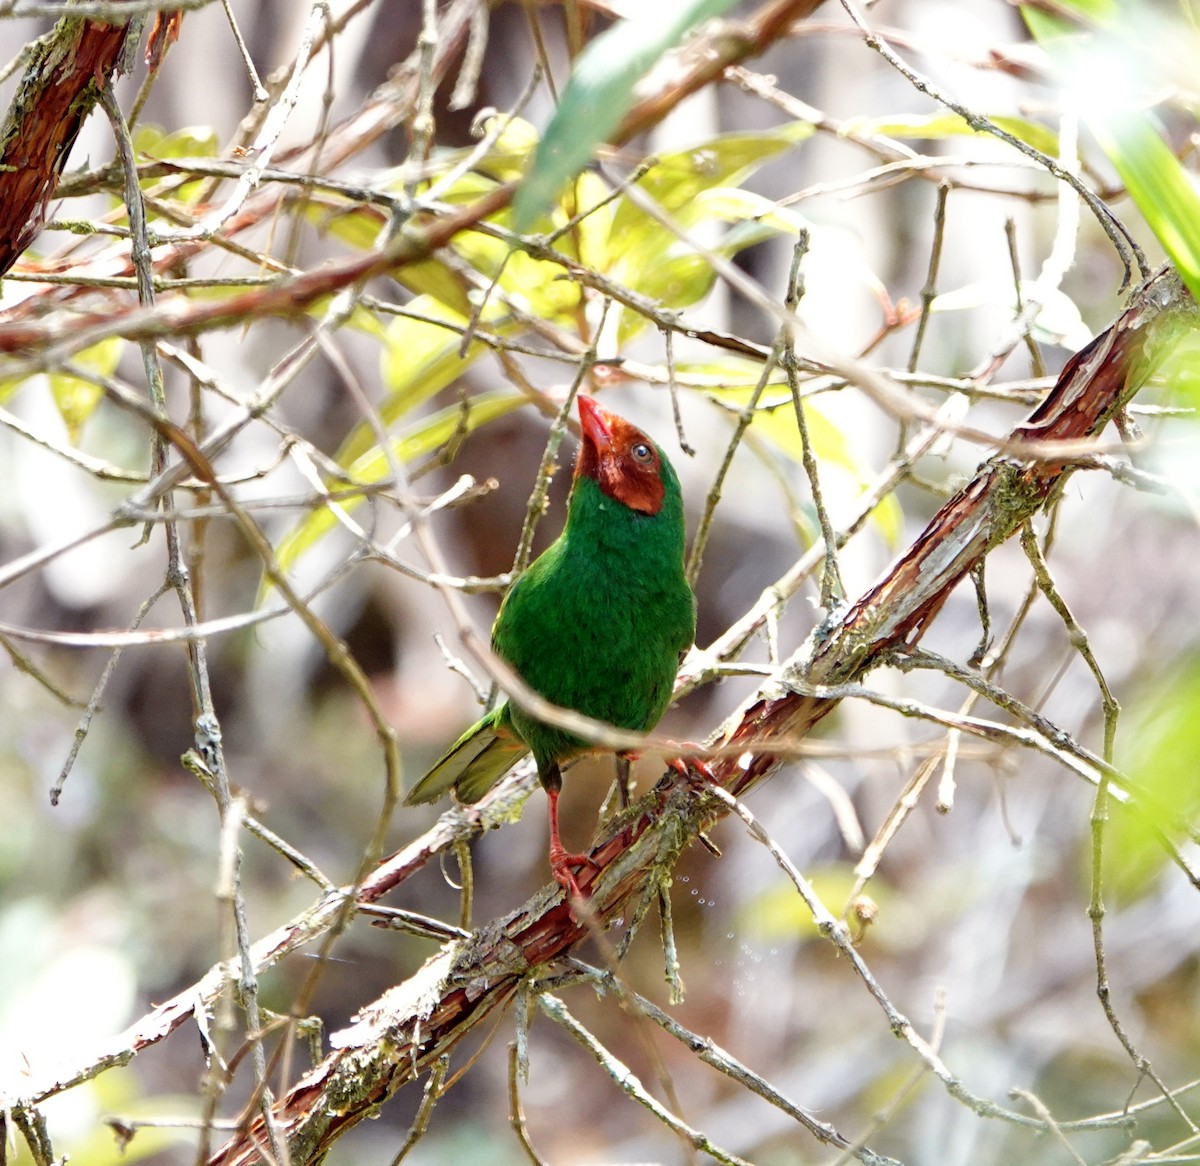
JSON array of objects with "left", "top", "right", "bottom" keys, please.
[
  {"left": 50, "top": 579, "right": 169, "bottom": 804},
  {"left": 170, "top": 0, "right": 326, "bottom": 243},
  {"left": 183, "top": 751, "right": 334, "bottom": 891},
  {"left": 686, "top": 334, "right": 785, "bottom": 584},
  {"left": 506, "top": 1044, "right": 547, "bottom": 1166},
  {"left": 1022, "top": 504, "right": 1200, "bottom": 1132},
  {"left": 780, "top": 231, "right": 844, "bottom": 607},
  {"left": 0, "top": 630, "right": 81, "bottom": 707},
  {"left": 402, "top": 0, "right": 441, "bottom": 206},
  {"left": 387, "top": 1056, "right": 446, "bottom": 1166},
  {"left": 831, "top": 990, "right": 948, "bottom": 1166},
  {"left": 510, "top": 303, "right": 611, "bottom": 574},
  {"left": 560, "top": 958, "right": 882, "bottom": 1164},
  {"left": 101, "top": 80, "right": 290, "bottom": 1166},
  {"left": 1009, "top": 1090, "right": 1090, "bottom": 1166},
  {"left": 448, "top": 0, "right": 489, "bottom": 111},
  {"left": 1005, "top": 219, "right": 1046, "bottom": 381},
  {"left": 537, "top": 994, "right": 754, "bottom": 1166},
  {"left": 836, "top": 497, "right": 1074, "bottom": 851},
  {"left": 906, "top": 181, "right": 949, "bottom": 377}
]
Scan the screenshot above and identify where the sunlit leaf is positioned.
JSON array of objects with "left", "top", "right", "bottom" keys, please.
[
  {"left": 613, "top": 184, "right": 809, "bottom": 341},
  {"left": 563, "top": 169, "right": 616, "bottom": 272},
  {"left": 48, "top": 337, "right": 123, "bottom": 443},
  {"left": 334, "top": 295, "right": 495, "bottom": 469},
  {"left": 497, "top": 247, "right": 583, "bottom": 321},
  {"left": 609, "top": 125, "right": 811, "bottom": 268},
  {"left": 513, "top": 0, "right": 745, "bottom": 231},
  {"left": 1089, "top": 109, "right": 1200, "bottom": 302},
  {"left": 133, "top": 124, "right": 220, "bottom": 204},
  {"left": 844, "top": 112, "right": 1060, "bottom": 158},
  {"left": 470, "top": 114, "right": 541, "bottom": 183},
  {"left": 272, "top": 392, "right": 525, "bottom": 581},
  {"left": 1109, "top": 660, "right": 1200, "bottom": 899}
]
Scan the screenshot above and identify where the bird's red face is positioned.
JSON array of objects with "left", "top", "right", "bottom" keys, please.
[{"left": 575, "top": 395, "right": 665, "bottom": 516}]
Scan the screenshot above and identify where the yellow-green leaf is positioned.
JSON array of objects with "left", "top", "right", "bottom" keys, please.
[
  {"left": 335, "top": 296, "right": 493, "bottom": 469},
  {"left": 272, "top": 392, "right": 525, "bottom": 582},
  {"left": 844, "top": 112, "right": 1060, "bottom": 159},
  {"left": 512, "top": 0, "right": 744, "bottom": 231},
  {"left": 710, "top": 387, "right": 902, "bottom": 549},
  {"left": 1089, "top": 109, "right": 1200, "bottom": 302},
  {"left": 1109, "top": 659, "right": 1200, "bottom": 899},
  {"left": 48, "top": 337, "right": 123, "bottom": 443},
  {"left": 740, "top": 864, "right": 884, "bottom": 942},
  {"left": 609, "top": 125, "right": 811, "bottom": 268}
]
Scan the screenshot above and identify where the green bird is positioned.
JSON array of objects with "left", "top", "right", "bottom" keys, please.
[{"left": 405, "top": 394, "right": 696, "bottom": 897}]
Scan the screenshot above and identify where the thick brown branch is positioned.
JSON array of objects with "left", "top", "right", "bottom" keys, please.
[{"left": 0, "top": 6, "right": 133, "bottom": 276}]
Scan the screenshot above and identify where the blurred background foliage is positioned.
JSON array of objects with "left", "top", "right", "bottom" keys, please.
[{"left": 3, "top": 1, "right": 1200, "bottom": 1164}]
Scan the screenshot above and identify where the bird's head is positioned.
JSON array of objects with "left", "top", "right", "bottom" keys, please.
[{"left": 574, "top": 395, "right": 667, "bottom": 515}]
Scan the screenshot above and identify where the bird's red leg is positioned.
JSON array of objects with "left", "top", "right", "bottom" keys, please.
[{"left": 546, "top": 785, "right": 597, "bottom": 899}]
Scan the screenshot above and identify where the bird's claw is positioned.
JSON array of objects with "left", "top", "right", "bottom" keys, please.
[
  {"left": 549, "top": 844, "right": 599, "bottom": 901},
  {"left": 666, "top": 749, "right": 716, "bottom": 788}
]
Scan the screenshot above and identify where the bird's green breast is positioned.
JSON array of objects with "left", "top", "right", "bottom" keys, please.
[{"left": 492, "top": 472, "right": 695, "bottom": 769}]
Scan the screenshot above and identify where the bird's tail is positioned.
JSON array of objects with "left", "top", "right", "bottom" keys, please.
[{"left": 404, "top": 704, "right": 529, "bottom": 806}]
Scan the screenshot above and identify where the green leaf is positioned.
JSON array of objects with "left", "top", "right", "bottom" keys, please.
[
  {"left": 1089, "top": 109, "right": 1200, "bottom": 301},
  {"left": 609, "top": 125, "right": 811, "bottom": 268},
  {"left": 1020, "top": 0, "right": 1115, "bottom": 41},
  {"left": 512, "top": 0, "right": 744, "bottom": 231},
  {"left": 48, "top": 337, "right": 123, "bottom": 443},
  {"left": 132, "top": 124, "right": 220, "bottom": 204},
  {"left": 335, "top": 296, "right": 494, "bottom": 469},
  {"left": 844, "top": 112, "right": 1060, "bottom": 159},
  {"left": 271, "top": 392, "right": 525, "bottom": 582},
  {"left": 1110, "top": 659, "right": 1200, "bottom": 898},
  {"left": 708, "top": 387, "right": 903, "bottom": 549}
]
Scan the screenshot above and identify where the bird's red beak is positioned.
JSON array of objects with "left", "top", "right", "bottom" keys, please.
[{"left": 577, "top": 395, "right": 614, "bottom": 454}]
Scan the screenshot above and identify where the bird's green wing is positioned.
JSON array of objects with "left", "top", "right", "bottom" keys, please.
[{"left": 404, "top": 704, "right": 528, "bottom": 806}]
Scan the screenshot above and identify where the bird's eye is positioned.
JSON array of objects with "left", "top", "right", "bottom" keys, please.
[{"left": 630, "top": 442, "right": 653, "bottom": 464}]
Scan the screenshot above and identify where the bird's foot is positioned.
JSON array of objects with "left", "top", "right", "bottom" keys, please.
[
  {"left": 666, "top": 747, "right": 716, "bottom": 789},
  {"left": 549, "top": 843, "right": 599, "bottom": 901}
]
